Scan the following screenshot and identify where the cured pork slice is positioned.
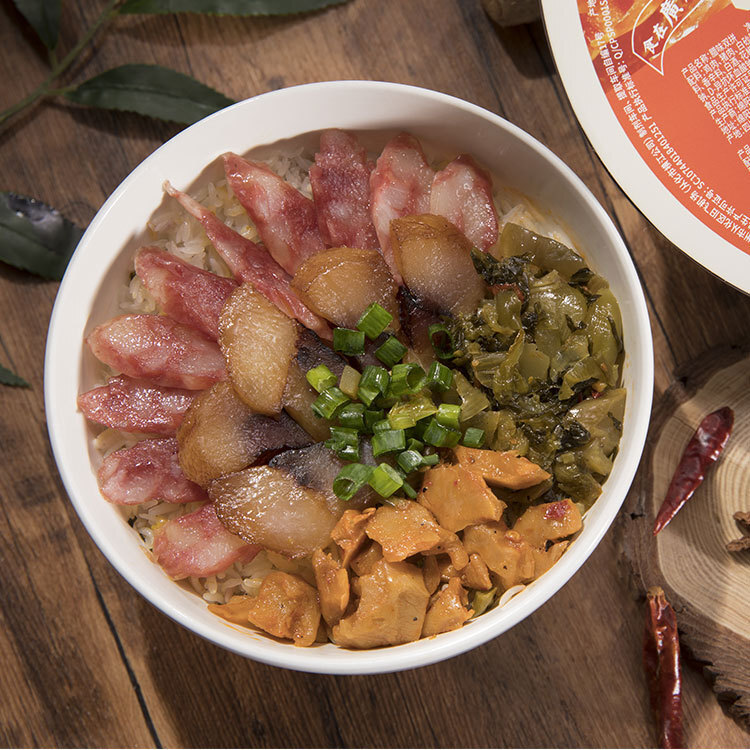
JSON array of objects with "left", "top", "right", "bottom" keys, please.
[
  {"left": 429, "top": 155, "right": 498, "bottom": 251},
  {"left": 164, "top": 182, "right": 331, "bottom": 340},
  {"left": 77, "top": 375, "right": 196, "bottom": 435},
  {"left": 223, "top": 152, "right": 325, "bottom": 275},
  {"left": 152, "top": 502, "right": 259, "bottom": 579},
  {"left": 134, "top": 246, "right": 237, "bottom": 341},
  {"left": 310, "top": 129, "right": 379, "bottom": 250},
  {"left": 87, "top": 314, "right": 225, "bottom": 390},
  {"left": 370, "top": 133, "right": 434, "bottom": 284},
  {"left": 98, "top": 437, "right": 207, "bottom": 505}
]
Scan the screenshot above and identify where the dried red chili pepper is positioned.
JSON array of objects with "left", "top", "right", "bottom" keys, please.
[
  {"left": 643, "top": 586, "right": 683, "bottom": 749},
  {"left": 653, "top": 406, "right": 734, "bottom": 535}
]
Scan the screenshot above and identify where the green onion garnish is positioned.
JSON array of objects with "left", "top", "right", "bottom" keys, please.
[
  {"left": 333, "top": 463, "right": 373, "bottom": 501},
  {"left": 401, "top": 481, "right": 417, "bottom": 499},
  {"left": 368, "top": 463, "right": 404, "bottom": 497},
  {"left": 306, "top": 364, "right": 337, "bottom": 393},
  {"left": 389, "top": 362, "right": 426, "bottom": 396},
  {"left": 423, "top": 417, "right": 461, "bottom": 447},
  {"left": 339, "top": 365, "right": 362, "bottom": 400},
  {"left": 389, "top": 411, "right": 419, "bottom": 430},
  {"left": 374, "top": 336, "right": 408, "bottom": 368},
  {"left": 364, "top": 408, "right": 385, "bottom": 433},
  {"left": 462, "top": 427, "right": 486, "bottom": 448},
  {"left": 311, "top": 386, "right": 350, "bottom": 420},
  {"left": 387, "top": 393, "right": 437, "bottom": 430},
  {"left": 372, "top": 419, "right": 392, "bottom": 434},
  {"left": 397, "top": 449, "right": 423, "bottom": 474},
  {"left": 421, "top": 452, "right": 439, "bottom": 466},
  {"left": 356, "top": 302, "right": 393, "bottom": 340},
  {"left": 338, "top": 403, "right": 366, "bottom": 431},
  {"left": 407, "top": 438, "right": 425, "bottom": 452},
  {"left": 428, "top": 323, "right": 455, "bottom": 360},
  {"left": 436, "top": 403, "right": 461, "bottom": 430},
  {"left": 325, "top": 426, "right": 360, "bottom": 461},
  {"left": 333, "top": 327, "right": 366, "bottom": 355},
  {"left": 426, "top": 361, "right": 453, "bottom": 391},
  {"left": 372, "top": 429, "right": 406, "bottom": 456},
  {"left": 358, "top": 365, "right": 390, "bottom": 406}
]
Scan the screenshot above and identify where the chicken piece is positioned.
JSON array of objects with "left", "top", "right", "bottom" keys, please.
[
  {"left": 422, "top": 555, "right": 441, "bottom": 595},
  {"left": 164, "top": 181, "right": 331, "bottom": 340},
  {"left": 419, "top": 464, "right": 506, "bottom": 532},
  {"left": 245, "top": 571, "right": 321, "bottom": 647},
  {"left": 332, "top": 559, "right": 429, "bottom": 648},
  {"left": 429, "top": 155, "right": 498, "bottom": 251},
  {"left": 223, "top": 153, "right": 325, "bottom": 275},
  {"left": 151, "top": 502, "right": 259, "bottom": 579},
  {"left": 422, "top": 578, "right": 474, "bottom": 637},
  {"left": 531, "top": 540, "right": 570, "bottom": 578},
  {"left": 134, "top": 246, "right": 237, "bottom": 341},
  {"left": 310, "top": 129, "right": 379, "bottom": 250},
  {"left": 462, "top": 523, "right": 535, "bottom": 591},
  {"left": 365, "top": 499, "right": 459, "bottom": 562},
  {"left": 422, "top": 534, "right": 469, "bottom": 571},
  {"left": 210, "top": 465, "right": 342, "bottom": 559},
  {"left": 513, "top": 500, "right": 582, "bottom": 549},
  {"left": 390, "top": 214, "right": 486, "bottom": 316},
  {"left": 98, "top": 437, "right": 207, "bottom": 505},
  {"left": 208, "top": 594, "right": 253, "bottom": 626},
  {"left": 87, "top": 314, "right": 225, "bottom": 390},
  {"left": 435, "top": 552, "right": 493, "bottom": 591},
  {"left": 453, "top": 445, "right": 550, "bottom": 490},
  {"left": 370, "top": 133, "right": 434, "bottom": 283},
  {"left": 77, "top": 375, "right": 196, "bottom": 435},
  {"left": 349, "top": 541, "right": 383, "bottom": 577},
  {"left": 177, "top": 381, "right": 312, "bottom": 487},
  {"left": 312, "top": 549, "right": 349, "bottom": 625},
  {"left": 331, "top": 507, "right": 377, "bottom": 566}
]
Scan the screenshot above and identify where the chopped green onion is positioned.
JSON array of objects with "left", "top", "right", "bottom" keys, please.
[
  {"left": 333, "top": 463, "right": 374, "bottom": 501},
  {"left": 374, "top": 336, "right": 408, "bottom": 368},
  {"left": 337, "top": 403, "right": 366, "bottom": 431},
  {"left": 356, "top": 302, "right": 393, "bottom": 340},
  {"left": 436, "top": 403, "right": 461, "bottom": 430},
  {"left": 372, "top": 429, "right": 406, "bottom": 456},
  {"left": 428, "top": 323, "right": 455, "bottom": 360},
  {"left": 407, "top": 438, "right": 425, "bottom": 452},
  {"left": 339, "top": 365, "right": 362, "bottom": 400},
  {"left": 333, "top": 327, "right": 365, "bottom": 355},
  {"left": 364, "top": 408, "right": 385, "bottom": 433},
  {"left": 423, "top": 417, "right": 461, "bottom": 448},
  {"left": 426, "top": 361, "right": 453, "bottom": 391},
  {"left": 462, "top": 427, "right": 486, "bottom": 448},
  {"left": 401, "top": 481, "right": 417, "bottom": 499},
  {"left": 387, "top": 393, "right": 437, "bottom": 430},
  {"left": 358, "top": 365, "right": 390, "bottom": 406},
  {"left": 421, "top": 452, "right": 439, "bottom": 466},
  {"left": 325, "top": 427, "right": 360, "bottom": 461},
  {"left": 311, "top": 386, "right": 350, "bottom": 420},
  {"left": 397, "top": 449, "right": 423, "bottom": 474},
  {"left": 372, "top": 419, "right": 392, "bottom": 433},
  {"left": 368, "top": 463, "right": 404, "bottom": 497},
  {"left": 389, "top": 363, "right": 426, "bottom": 396},
  {"left": 306, "top": 364, "right": 337, "bottom": 393}
]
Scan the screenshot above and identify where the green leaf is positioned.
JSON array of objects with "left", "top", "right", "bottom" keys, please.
[
  {"left": 12, "top": 0, "right": 60, "bottom": 50},
  {"left": 0, "top": 363, "right": 30, "bottom": 388},
  {"left": 64, "top": 64, "right": 235, "bottom": 125},
  {"left": 0, "top": 192, "right": 83, "bottom": 280},
  {"left": 120, "top": 0, "right": 348, "bottom": 14}
]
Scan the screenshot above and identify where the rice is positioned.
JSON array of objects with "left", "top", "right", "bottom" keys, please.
[{"left": 101, "top": 139, "right": 572, "bottom": 613}]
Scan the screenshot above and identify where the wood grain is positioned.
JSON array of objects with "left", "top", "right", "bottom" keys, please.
[
  {"left": 1, "top": 0, "right": 749, "bottom": 746},
  {"left": 618, "top": 344, "right": 750, "bottom": 730}
]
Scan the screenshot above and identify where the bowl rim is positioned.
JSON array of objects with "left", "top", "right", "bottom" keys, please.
[{"left": 44, "top": 80, "right": 654, "bottom": 675}]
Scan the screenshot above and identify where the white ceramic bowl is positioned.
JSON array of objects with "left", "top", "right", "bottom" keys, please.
[{"left": 45, "top": 81, "right": 653, "bottom": 675}]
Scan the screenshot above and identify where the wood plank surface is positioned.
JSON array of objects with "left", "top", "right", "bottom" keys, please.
[{"left": 1, "top": 0, "right": 748, "bottom": 746}]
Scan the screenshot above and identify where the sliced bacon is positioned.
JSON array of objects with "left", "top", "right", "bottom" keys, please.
[
  {"left": 164, "top": 181, "right": 331, "bottom": 340},
  {"left": 429, "top": 155, "right": 498, "bottom": 251},
  {"left": 310, "top": 129, "right": 379, "bottom": 250},
  {"left": 97, "top": 438, "right": 208, "bottom": 506},
  {"left": 152, "top": 502, "right": 260, "bottom": 579},
  {"left": 134, "top": 246, "right": 237, "bottom": 341},
  {"left": 370, "top": 133, "right": 434, "bottom": 284},
  {"left": 222, "top": 152, "right": 325, "bottom": 275},
  {"left": 87, "top": 314, "right": 225, "bottom": 390},
  {"left": 77, "top": 375, "right": 196, "bottom": 435}
]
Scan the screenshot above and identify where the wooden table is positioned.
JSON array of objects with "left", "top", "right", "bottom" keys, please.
[{"left": 1, "top": 1, "right": 748, "bottom": 746}]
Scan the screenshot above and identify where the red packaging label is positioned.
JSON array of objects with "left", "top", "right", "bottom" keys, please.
[{"left": 578, "top": 0, "right": 750, "bottom": 253}]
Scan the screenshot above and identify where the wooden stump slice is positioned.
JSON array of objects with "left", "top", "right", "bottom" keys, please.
[{"left": 617, "top": 343, "right": 750, "bottom": 730}]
